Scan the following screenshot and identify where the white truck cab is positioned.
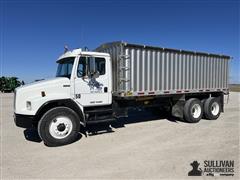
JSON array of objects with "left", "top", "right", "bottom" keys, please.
[{"left": 14, "top": 48, "right": 113, "bottom": 146}]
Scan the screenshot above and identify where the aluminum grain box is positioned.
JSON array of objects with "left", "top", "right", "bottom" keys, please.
[{"left": 96, "top": 41, "right": 230, "bottom": 97}]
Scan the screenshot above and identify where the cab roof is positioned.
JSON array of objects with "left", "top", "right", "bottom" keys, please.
[{"left": 57, "top": 48, "right": 109, "bottom": 61}]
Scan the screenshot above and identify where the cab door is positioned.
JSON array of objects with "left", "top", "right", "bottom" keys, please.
[{"left": 73, "top": 55, "right": 112, "bottom": 106}]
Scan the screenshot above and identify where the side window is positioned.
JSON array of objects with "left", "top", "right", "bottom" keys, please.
[
  {"left": 95, "top": 57, "right": 105, "bottom": 75},
  {"left": 77, "top": 56, "right": 106, "bottom": 78}
]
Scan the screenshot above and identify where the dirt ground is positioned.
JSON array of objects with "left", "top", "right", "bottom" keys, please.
[{"left": 0, "top": 92, "right": 239, "bottom": 179}]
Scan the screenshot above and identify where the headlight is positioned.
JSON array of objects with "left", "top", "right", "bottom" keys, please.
[{"left": 26, "top": 101, "right": 32, "bottom": 110}]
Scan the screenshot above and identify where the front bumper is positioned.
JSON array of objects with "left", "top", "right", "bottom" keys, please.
[{"left": 14, "top": 113, "right": 35, "bottom": 129}]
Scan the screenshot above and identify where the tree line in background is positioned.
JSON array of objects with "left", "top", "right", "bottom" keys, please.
[{"left": 0, "top": 76, "right": 25, "bottom": 92}]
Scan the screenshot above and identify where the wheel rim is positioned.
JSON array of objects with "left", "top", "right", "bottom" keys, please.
[
  {"left": 49, "top": 116, "right": 73, "bottom": 139},
  {"left": 211, "top": 102, "right": 219, "bottom": 116},
  {"left": 191, "top": 104, "right": 201, "bottom": 119}
]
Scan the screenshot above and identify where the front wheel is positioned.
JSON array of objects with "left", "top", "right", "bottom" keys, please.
[{"left": 38, "top": 107, "right": 80, "bottom": 146}]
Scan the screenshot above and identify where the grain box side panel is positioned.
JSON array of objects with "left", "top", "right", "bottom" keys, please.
[
  {"left": 96, "top": 42, "right": 230, "bottom": 96},
  {"left": 160, "top": 51, "right": 165, "bottom": 91}
]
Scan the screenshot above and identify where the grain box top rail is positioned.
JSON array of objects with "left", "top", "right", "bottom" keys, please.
[{"left": 96, "top": 41, "right": 231, "bottom": 59}]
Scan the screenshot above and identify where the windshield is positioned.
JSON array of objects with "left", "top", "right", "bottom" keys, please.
[{"left": 56, "top": 57, "right": 75, "bottom": 78}]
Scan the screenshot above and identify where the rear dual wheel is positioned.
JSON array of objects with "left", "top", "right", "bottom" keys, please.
[
  {"left": 184, "top": 97, "right": 221, "bottom": 123},
  {"left": 203, "top": 97, "right": 221, "bottom": 120},
  {"left": 184, "top": 98, "right": 203, "bottom": 123}
]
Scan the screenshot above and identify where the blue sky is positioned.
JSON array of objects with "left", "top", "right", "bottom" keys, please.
[{"left": 0, "top": 0, "right": 239, "bottom": 83}]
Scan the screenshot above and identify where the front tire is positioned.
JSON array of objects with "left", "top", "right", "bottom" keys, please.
[
  {"left": 38, "top": 107, "right": 80, "bottom": 146},
  {"left": 204, "top": 97, "right": 221, "bottom": 120},
  {"left": 184, "top": 98, "right": 203, "bottom": 123}
]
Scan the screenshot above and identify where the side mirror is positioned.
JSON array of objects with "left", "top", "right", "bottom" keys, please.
[{"left": 89, "top": 57, "right": 95, "bottom": 74}]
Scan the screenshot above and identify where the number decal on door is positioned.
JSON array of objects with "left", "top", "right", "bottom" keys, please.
[{"left": 75, "top": 94, "right": 81, "bottom": 99}]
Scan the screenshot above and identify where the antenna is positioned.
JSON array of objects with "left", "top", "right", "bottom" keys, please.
[{"left": 64, "top": 45, "right": 69, "bottom": 53}]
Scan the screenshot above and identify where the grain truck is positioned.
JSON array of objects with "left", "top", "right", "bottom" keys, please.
[{"left": 14, "top": 41, "right": 230, "bottom": 146}]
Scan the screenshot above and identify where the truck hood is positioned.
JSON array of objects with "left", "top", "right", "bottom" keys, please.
[
  {"left": 16, "top": 77, "right": 70, "bottom": 91},
  {"left": 14, "top": 77, "right": 71, "bottom": 115}
]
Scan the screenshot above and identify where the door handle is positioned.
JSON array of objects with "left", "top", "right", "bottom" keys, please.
[{"left": 104, "top": 87, "right": 108, "bottom": 93}]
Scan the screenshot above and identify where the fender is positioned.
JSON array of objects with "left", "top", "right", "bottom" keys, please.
[{"left": 35, "top": 99, "right": 85, "bottom": 126}]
